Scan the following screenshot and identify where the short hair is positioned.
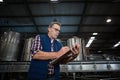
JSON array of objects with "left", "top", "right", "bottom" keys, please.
[{"left": 49, "top": 22, "right": 61, "bottom": 28}]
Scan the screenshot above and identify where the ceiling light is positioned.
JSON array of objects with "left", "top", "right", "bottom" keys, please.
[
  {"left": 0, "top": 0, "right": 3, "bottom": 2},
  {"left": 50, "top": 0, "right": 58, "bottom": 2},
  {"left": 113, "top": 41, "right": 120, "bottom": 48},
  {"left": 113, "top": 43, "right": 119, "bottom": 48},
  {"left": 118, "top": 41, "right": 120, "bottom": 44},
  {"left": 50, "top": 0, "right": 59, "bottom": 3},
  {"left": 92, "top": 33, "right": 98, "bottom": 35},
  {"left": 90, "top": 37, "right": 95, "bottom": 40},
  {"left": 106, "top": 18, "right": 112, "bottom": 23},
  {"left": 86, "top": 37, "right": 95, "bottom": 47}
]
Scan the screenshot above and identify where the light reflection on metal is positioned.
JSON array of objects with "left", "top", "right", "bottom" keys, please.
[
  {"left": 67, "top": 36, "right": 86, "bottom": 61},
  {"left": 0, "top": 31, "right": 21, "bottom": 61}
]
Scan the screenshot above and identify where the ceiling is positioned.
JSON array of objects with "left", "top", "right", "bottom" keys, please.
[{"left": 0, "top": 0, "right": 120, "bottom": 55}]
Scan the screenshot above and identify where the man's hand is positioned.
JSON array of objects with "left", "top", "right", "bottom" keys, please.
[
  {"left": 71, "top": 43, "right": 80, "bottom": 58},
  {"left": 57, "top": 46, "right": 70, "bottom": 58}
]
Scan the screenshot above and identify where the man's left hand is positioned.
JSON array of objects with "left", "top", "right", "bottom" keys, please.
[{"left": 71, "top": 43, "right": 80, "bottom": 58}]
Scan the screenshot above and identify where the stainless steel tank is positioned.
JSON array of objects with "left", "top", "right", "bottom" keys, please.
[
  {"left": 67, "top": 36, "right": 85, "bottom": 61},
  {"left": 21, "top": 37, "right": 34, "bottom": 61},
  {"left": 0, "top": 31, "right": 21, "bottom": 61}
]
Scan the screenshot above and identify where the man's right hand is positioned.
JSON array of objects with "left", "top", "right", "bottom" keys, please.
[{"left": 57, "top": 46, "right": 70, "bottom": 58}]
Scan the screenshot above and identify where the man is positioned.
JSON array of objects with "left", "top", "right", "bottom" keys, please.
[{"left": 28, "top": 22, "right": 80, "bottom": 80}]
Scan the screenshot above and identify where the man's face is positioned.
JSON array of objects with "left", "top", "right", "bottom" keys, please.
[{"left": 49, "top": 24, "right": 61, "bottom": 39}]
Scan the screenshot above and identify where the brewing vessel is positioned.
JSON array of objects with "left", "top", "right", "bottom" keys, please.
[{"left": 0, "top": 31, "right": 21, "bottom": 61}]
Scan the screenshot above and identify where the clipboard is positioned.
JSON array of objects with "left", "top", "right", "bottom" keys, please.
[{"left": 49, "top": 50, "right": 72, "bottom": 65}]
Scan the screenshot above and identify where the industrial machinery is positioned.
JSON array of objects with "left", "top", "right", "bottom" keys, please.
[
  {"left": 0, "top": 31, "right": 21, "bottom": 61},
  {"left": 21, "top": 37, "right": 34, "bottom": 61}
]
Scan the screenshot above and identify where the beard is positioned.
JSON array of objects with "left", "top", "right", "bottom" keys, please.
[{"left": 52, "top": 32, "right": 58, "bottom": 39}]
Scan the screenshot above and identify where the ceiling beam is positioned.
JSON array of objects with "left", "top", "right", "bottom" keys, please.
[
  {"left": 0, "top": 14, "right": 120, "bottom": 18},
  {"left": 77, "top": 0, "right": 88, "bottom": 35},
  {"left": 23, "top": 0, "right": 39, "bottom": 33},
  {"left": 1, "top": 1, "right": 120, "bottom": 4},
  {"left": 0, "top": 24, "right": 120, "bottom": 27}
]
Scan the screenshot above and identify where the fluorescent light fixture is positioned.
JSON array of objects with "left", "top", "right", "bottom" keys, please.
[
  {"left": 86, "top": 37, "right": 95, "bottom": 47},
  {"left": 106, "top": 18, "right": 112, "bottom": 23},
  {"left": 114, "top": 43, "right": 119, "bottom": 48},
  {"left": 118, "top": 41, "right": 120, "bottom": 44},
  {"left": 113, "top": 41, "right": 120, "bottom": 48},
  {"left": 0, "top": 0, "right": 3, "bottom": 2},
  {"left": 50, "top": 0, "right": 58, "bottom": 1},
  {"left": 50, "top": 0, "right": 59, "bottom": 3},
  {"left": 92, "top": 33, "right": 98, "bottom": 35}
]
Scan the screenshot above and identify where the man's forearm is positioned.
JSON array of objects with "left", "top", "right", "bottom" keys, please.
[{"left": 32, "top": 50, "right": 58, "bottom": 60}]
